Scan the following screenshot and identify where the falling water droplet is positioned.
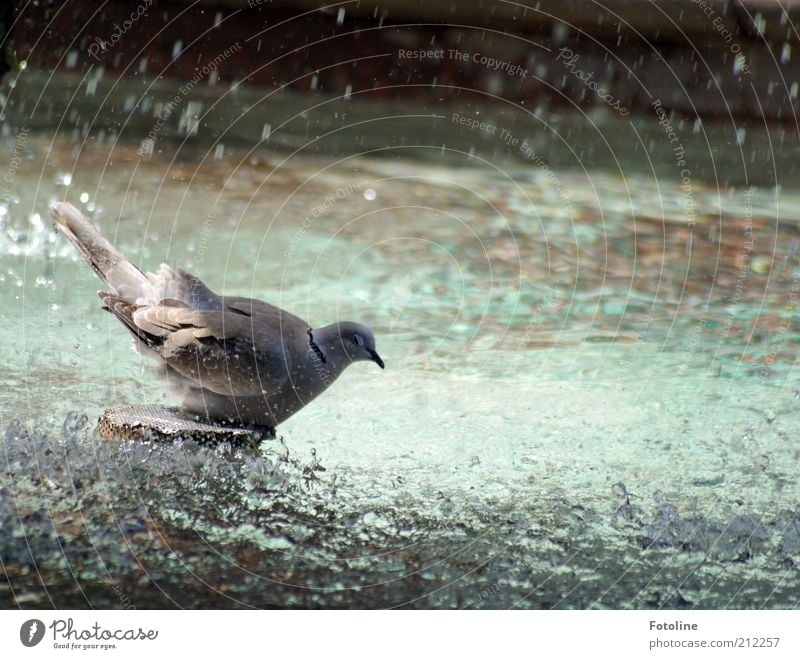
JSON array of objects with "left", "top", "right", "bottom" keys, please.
[
  {"left": 552, "top": 22, "right": 568, "bottom": 44},
  {"left": 139, "top": 138, "right": 155, "bottom": 157},
  {"left": 336, "top": 8, "right": 345, "bottom": 25},
  {"left": 363, "top": 188, "right": 376, "bottom": 201},
  {"left": 754, "top": 13, "right": 766, "bottom": 36}
]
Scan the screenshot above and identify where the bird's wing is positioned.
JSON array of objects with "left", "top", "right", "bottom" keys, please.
[
  {"left": 223, "top": 296, "right": 310, "bottom": 328},
  {"left": 140, "top": 264, "right": 220, "bottom": 309},
  {"left": 102, "top": 294, "right": 294, "bottom": 397}
]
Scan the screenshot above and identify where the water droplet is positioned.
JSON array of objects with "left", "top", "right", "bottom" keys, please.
[
  {"left": 80, "top": 192, "right": 89, "bottom": 203},
  {"left": 552, "top": 22, "right": 568, "bottom": 44},
  {"left": 179, "top": 101, "right": 202, "bottom": 136},
  {"left": 336, "top": 7, "right": 345, "bottom": 25},
  {"left": 754, "top": 13, "right": 766, "bottom": 36},
  {"left": 363, "top": 188, "right": 376, "bottom": 201},
  {"left": 139, "top": 138, "right": 154, "bottom": 157}
]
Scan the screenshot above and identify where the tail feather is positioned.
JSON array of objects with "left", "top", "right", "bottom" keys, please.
[
  {"left": 51, "top": 201, "right": 220, "bottom": 309},
  {"left": 50, "top": 202, "right": 150, "bottom": 302},
  {"left": 98, "top": 291, "right": 164, "bottom": 351}
]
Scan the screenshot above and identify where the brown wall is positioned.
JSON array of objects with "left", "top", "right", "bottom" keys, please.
[{"left": 8, "top": 0, "right": 800, "bottom": 122}]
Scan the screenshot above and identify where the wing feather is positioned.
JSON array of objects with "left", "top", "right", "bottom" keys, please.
[{"left": 101, "top": 294, "right": 294, "bottom": 397}]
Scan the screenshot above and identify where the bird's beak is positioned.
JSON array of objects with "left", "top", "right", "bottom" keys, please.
[{"left": 367, "top": 349, "right": 385, "bottom": 369}]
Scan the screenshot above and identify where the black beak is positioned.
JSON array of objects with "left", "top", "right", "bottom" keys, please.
[{"left": 367, "top": 348, "right": 385, "bottom": 369}]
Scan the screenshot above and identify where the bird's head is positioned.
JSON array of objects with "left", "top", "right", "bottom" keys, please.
[{"left": 314, "top": 321, "right": 384, "bottom": 370}]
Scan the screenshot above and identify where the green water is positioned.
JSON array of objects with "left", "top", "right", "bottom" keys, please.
[{"left": 1, "top": 135, "right": 799, "bottom": 608}]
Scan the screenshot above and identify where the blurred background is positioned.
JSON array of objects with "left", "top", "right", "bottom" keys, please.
[
  {"left": 4, "top": 0, "right": 800, "bottom": 182},
  {"left": 1, "top": 1, "right": 800, "bottom": 610}
]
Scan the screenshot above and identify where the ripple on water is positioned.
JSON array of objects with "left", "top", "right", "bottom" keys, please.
[{"left": 1, "top": 136, "right": 800, "bottom": 607}]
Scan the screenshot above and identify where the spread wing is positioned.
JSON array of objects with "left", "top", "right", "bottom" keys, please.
[{"left": 100, "top": 293, "right": 297, "bottom": 397}]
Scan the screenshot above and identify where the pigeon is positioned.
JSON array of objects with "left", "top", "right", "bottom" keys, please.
[{"left": 50, "top": 201, "right": 384, "bottom": 431}]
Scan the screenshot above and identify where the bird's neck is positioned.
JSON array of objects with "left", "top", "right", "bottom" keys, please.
[
  {"left": 306, "top": 328, "right": 345, "bottom": 386},
  {"left": 309, "top": 326, "right": 353, "bottom": 375},
  {"left": 307, "top": 328, "right": 328, "bottom": 364}
]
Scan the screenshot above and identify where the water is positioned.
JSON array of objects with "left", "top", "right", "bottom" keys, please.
[{"left": 1, "top": 135, "right": 799, "bottom": 608}]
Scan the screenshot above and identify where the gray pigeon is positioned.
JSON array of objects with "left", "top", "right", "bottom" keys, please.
[{"left": 50, "top": 201, "right": 384, "bottom": 430}]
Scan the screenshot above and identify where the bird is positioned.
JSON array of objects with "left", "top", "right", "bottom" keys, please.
[{"left": 50, "top": 201, "right": 384, "bottom": 431}]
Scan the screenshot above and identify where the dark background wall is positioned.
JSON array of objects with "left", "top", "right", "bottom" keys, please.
[
  {"left": 2, "top": 1, "right": 799, "bottom": 186},
  {"left": 6, "top": 0, "right": 800, "bottom": 120}
]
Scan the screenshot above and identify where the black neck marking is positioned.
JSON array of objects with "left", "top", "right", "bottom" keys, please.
[{"left": 308, "top": 329, "right": 327, "bottom": 364}]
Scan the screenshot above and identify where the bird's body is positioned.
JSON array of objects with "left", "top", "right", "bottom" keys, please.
[{"left": 51, "top": 202, "right": 383, "bottom": 430}]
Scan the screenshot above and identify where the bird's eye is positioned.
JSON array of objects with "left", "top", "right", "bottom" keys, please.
[{"left": 353, "top": 334, "right": 364, "bottom": 347}]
